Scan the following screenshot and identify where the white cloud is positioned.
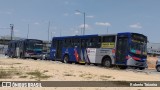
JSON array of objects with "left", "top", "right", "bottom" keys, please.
[
  {"left": 74, "top": 12, "right": 81, "bottom": 15},
  {"left": 86, "top": 15, "right": 94, "bottom": 18},
  {"left": 79, "top": 24, "right": 90, "bottom": 29},
  {"left": 74, "top": 30, "right": 79, "bottom": 34},
  {"left": 129, "top": 23, "right": 142, "bottom": 29},
  {"left": 95, "top": 22, "right": 111, "bottom": 26}
]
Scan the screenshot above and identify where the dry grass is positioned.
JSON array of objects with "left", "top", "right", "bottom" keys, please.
[
  {"left": 0, "top": 68, "right": 21, "bottom": 78},
  {"left": 43, "top": 70, "right": 49, "bottom": 73},
  {"left": 13, "top": 63, "right": 22, "bottom": 64},
  {"left": 63, "top": 71, "right": 76, "bottom": 77},
  {"left": 26, "top": 70, "right": 51, "bottom": 81},
  {"left": 100, "top": 75, "right": 112, "bottom": 81},
  {"left": 19, "top": 75, "right": 28, "bottom": 78},
  {"left": 79, "top": 73, "right": 96, "bottom": 79},
  {"left": 64, "top": 73, "right": 75, "bottom": 76}
]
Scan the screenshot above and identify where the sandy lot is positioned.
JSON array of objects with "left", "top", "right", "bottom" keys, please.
[
  {"left": 0, "top": 57, "right": 160, "bottom": 90},
  {"left": 147, "top": 56, "right": 158, "bottom": 69}
]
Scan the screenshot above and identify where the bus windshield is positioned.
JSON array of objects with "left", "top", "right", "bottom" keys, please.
[
  {"left": 26, "top": 41, "right": 43, "bottom": 51},
  {"left": 130, "top": 40, "right": 147, "bottom": 56}
]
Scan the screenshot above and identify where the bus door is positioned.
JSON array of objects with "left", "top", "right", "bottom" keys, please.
[
  {"left": 55, "top": 40, "right": 63, "bottom": 59},
  {"left": 80, "top": 39, "right": 89, "bottom": 63},
  {"left": 115, "top": 36, "right": 129, "bottom": 65}
]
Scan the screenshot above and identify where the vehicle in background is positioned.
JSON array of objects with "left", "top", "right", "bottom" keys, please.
[
  {"left": 40, "top": 52, "right": 51, "bottom": 60},
  {"left": 156, "top": 57, "right": 160, "bottom": 72},
  {"left": 50, "top": 32, "right": 147, "bottom": 70},
  {"left": 5, "top": 50, "right": 7, "bottom": 56},
  {"left": 7, "top": 39, "right": 43, "bottom": 60}
]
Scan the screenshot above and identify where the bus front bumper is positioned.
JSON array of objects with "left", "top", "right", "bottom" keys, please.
[
  {"left": 25, "top": 53, "right": 41, "bottom": 59},
  {"left": 127, "top": 58, "right": 147, "bottom": 68}
]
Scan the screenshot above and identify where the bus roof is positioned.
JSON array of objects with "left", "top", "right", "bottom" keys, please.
[
  {"left": 53, "top": 32, "right": 146, "bottom": 40},
  {"left": 8, "top": 39, "right": 43, "bottom": 44},
  {"left": 52, "top": 32, "right": 147, "bottom": 40},
  {"left": 52, "top": 34, "right": 117, "bottom": 40},
  {"left": 117, "top": 32, "right": 147, "bottom": 37}
]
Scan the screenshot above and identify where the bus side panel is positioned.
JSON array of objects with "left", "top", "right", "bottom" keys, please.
[
  {"left": 80, "top": 48, "right": 90, "bottom": 63},
  {"left": 96, "top": 48, "right": 114, "bottom": 64},
  {"left": 86, "top": 48, "right": 96, "bottom": 63},
  {"left": 62, "top": 47, "right": 90, "bottom": 63},
  {"left": 50, "top": 48, "right": 56, "bottom": 60},
  {"left": 62, "top": 47, "right": 79, "bottom": 62},
  {"left": 86, "top": 48, "right": 115, "bottom": 64}
]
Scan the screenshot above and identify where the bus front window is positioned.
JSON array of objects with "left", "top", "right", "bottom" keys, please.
[
  {"left": 26, "top": 42, "right": 43, "bottom": 51},
  {"left": 34, "top": 43, "right": 43, "bottom": 49},
  {"left": 130, "top": 41, "right": 147, "bottom": 56}
]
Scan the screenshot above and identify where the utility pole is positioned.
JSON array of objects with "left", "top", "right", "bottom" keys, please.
[
  {"left": 83, "top": 12, "right": 85, "bottom": 35},
  {"left": 59, "top": 27, "right": 62, "bottom": 37},
  {"left": 81, "top": 27, "right": 83, "bottom": 35},
  {"left": 10, "top": 24, "right": 14, "bottom": 40},
  {"left": 48, "top": 21, "right": 50, "bottom": 42},
  {"left": 107, "top": 26, "right": 109, "bottom": 34},
  {"left": 75, "top": 10, "right": 86, "bottom": 35},
  {"left": 27, "top": 24, "right": 29, "bottom": 39}
]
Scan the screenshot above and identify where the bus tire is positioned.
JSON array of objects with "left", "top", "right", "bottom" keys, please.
[
  {"left": 119, "top": 66, "right": 127, "bottom": 69},
  {"left": 20, "top": 53, "right": 22, "bottom": 59},
  {"left": 102, "top": 57, "right": 112, "bottom": 67},
  {"left": 63, "top": 55, "right": 69, "bottom": 63},
  {"left": 156, "top": 66, "right": 160, "bottom": 72},
  {"left": 94, "top": 63, "right": 98, "bottom": 66},
  {"left": 139, "top": 67, "right": 145, "bottom": 70},
  {"left": 33, "top": 58, "right": 37, "bottom": 60}
]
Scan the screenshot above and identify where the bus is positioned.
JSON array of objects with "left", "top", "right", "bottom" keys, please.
[
  {"left": 8, "top": 39, "right": 43, "bottom": 60},
  {"left": 50, "top": 32, "right": 147, "bottom": 69}
]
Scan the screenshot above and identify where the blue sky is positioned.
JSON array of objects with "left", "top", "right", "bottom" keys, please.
[{"left": 0, "top": 0, "right": 160, "bottom": 42}]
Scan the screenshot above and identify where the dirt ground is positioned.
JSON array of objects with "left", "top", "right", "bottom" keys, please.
[
  {"left": 0, "top": 57, "right": 160, "bottom": 90},
  {"left": 147, "top": 56, "right": 157, "bottom": 69}
]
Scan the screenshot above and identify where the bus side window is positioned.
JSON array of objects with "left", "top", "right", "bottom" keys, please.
[
  {"left": 64, "top": 39, "right": 72, "bottom": 48},
  {"left": 72, "top": 38, "right": 80, "bottom": 47},
  {"left": 81, "top": 39, "right": 87, "bottom": 48},
  {"left": 62, "top": 39, "right": 66, "bottom": 47},
  {"left": 102, "top": 36, "right": 115, "bottom": 42},
  {"left": 52, "top": 40, "right": 56, "bottom": 48},
  {"left": 87, "top": 37, "right": 101, "bottom": 48}
]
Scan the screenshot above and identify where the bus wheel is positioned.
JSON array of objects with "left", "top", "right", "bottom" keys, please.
[
  {"left": 119, "top": 66, "right": 127, "bottom": 69},
  {"left": 20, "top": 53, "right": 22, "bottom": 59},
  {"left": 33, "top": 58, "right": 37, "bottom": 60},
  {"left": 102, "top": 57, "right": 112, "bottom": 67},
  {"left": 139, "top": 67, "right": 145, "bottom": 70},
  {"left": 94, "top": 63, "right": 98, "bottom": 66},
  {"left": 63, "top": 55, "right": 69, "bottom": 63},
  {"left": 156, "top": 66, "right": 160, "bottom": 72}
]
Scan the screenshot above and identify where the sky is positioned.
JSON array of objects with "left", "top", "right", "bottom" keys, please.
[{"left": 0, "top": 0, "right": 160, "bottom": 43}]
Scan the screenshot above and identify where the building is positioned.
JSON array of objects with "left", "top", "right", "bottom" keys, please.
[{"left": 147, "top": 43, "right": 160, "bottom": 55}]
